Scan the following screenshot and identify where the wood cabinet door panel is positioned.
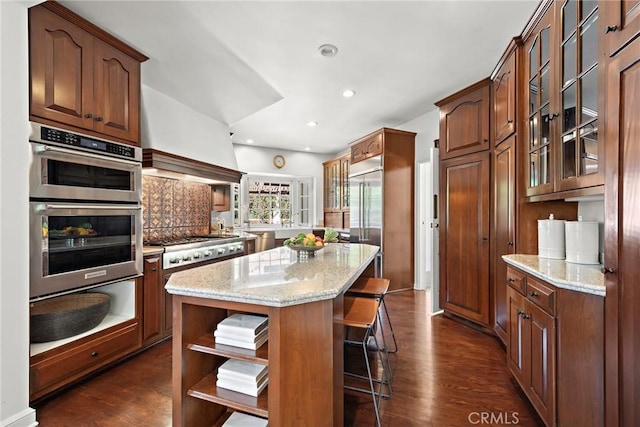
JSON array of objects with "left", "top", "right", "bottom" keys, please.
[
  {"left": 440, "top": 152, "right": 490, "bottom": 325},
  {"left": 30, "top": 6, "right": 94, "bottom": 129},
  {"left": 507, "top": 287, "right": 528, "bottom": 386},
  {"left": 604, "top": 36, "right": 640, "bottom": 427},
  {"left": 526, "top": 301, "right": 556, "bottom": 427},
  {"left": 493, "top": 52, "right": 516, "bottom": 144},
  {"left": 93, "top": 39, "right": 140, "bottom": 143},
  {"left": 143, "top": 257, "right": 162, "bottom": 344},
  {"left": 494, "top": 137, "right": 516, "bottom": 342},
  {"left": 602, "top": 0, "right": 640, "bottom": 56},
  {"left": 439, "top": 85, "right": 490, "bottom": 159}
]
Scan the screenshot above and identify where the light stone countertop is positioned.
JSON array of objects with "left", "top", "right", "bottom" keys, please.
[
  {"left": 143, "top": 246, "right": 165, "bottom": 256},
  {"left": 165, "top": 243, "right": 379, "bottom": 307},
  {"left": 503, "top": 254, "right": 605, "bottom": 296}
]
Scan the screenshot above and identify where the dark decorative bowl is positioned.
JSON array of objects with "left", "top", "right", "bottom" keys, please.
[
  {"left": 288, "top": 244, "right": 324, "bottom": 256},
  {"left": 30, "top": 293, "right": 111, "bottom": 343}
]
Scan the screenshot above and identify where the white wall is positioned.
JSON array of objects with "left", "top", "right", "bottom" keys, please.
[
  {"left": 398, "top": 109, "right": 440, "bottom": 289},
  {"left": 140, "top": 84, "right": 239, "bottom": 170},
  {"left": 233, "top": 144, "right": 333, "bottom": 226},
  {"left": 0, "top": 1, "right": 37, "bottom": 425}
]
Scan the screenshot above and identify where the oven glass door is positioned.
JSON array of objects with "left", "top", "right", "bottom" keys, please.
[
  {"left": 30, "top": 143, "right": 141, "bottom": 203},
  {"left": 30, "top": 202, "right": 142, "bottom": 299}
]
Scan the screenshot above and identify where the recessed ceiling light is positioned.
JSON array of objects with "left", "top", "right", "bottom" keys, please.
[
  {"left": 318, "top": 44, "right": 338, "bottom": 57},
  {"left": 342, "top": 89, "right": 356, "bottom": 98},
  {"left": 246, "top": 139, "right": 254, "bottom": 144},
  {"left": 307, "top": 121, "right": 318, "bottom": 127},
  {"left": 304, "top": 147, "right": 311, "bottom": 151}
]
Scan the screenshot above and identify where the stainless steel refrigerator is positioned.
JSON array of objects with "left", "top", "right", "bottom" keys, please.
[{"left": 350, "top": 155, "right": 383, "bottom": 275}]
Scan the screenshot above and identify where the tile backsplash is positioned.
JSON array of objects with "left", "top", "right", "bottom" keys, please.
[{"left": 142, "top": 175, "right": 211, "bottom": 241}]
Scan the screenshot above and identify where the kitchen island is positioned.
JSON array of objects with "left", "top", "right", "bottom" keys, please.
[{"left": 165, "top": 243, "right": 379, "bottom": 427}]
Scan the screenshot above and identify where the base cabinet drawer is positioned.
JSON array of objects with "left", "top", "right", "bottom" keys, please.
[{"left": 30, "top": 322, "right": 140, "bottom": 400}]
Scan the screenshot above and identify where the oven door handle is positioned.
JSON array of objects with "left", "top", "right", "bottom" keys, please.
[
  {"left": 34, "top": 144, "right": 141, "bottom": 166},
  {"left": 37, "top": 204, "right": 142, "bottom": 212}
]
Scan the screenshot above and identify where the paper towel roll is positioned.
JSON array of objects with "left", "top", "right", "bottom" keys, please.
[
  {"left": 565, "top": 218, "right": 599, "bottom": 264},
  {"left": 538, "top": 214, "right": 565, "bottom": 259}
]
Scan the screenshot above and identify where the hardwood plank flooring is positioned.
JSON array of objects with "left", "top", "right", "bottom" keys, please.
[{"left": 34, "top": 290, "right": 543, "bottom": 426}]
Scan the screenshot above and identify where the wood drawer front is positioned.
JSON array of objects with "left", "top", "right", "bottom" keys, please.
[
  {"left": 526, "top": 277, "right": 556, "bottom": 316},
  {"left": 30, "top": 322, "right": 139, "bottom": 398},
  {"left": 506, "top": 267, "right": 526, "bottom": 295}
]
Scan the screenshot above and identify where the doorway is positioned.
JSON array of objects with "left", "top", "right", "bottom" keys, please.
[{"left": 417, "top": 147, "right": 441, "bottom": 314}]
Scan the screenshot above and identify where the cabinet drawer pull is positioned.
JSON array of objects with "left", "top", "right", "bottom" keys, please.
[
  {"left": 521, "top": 313, "right": 530, "bottom": 319},
  {"left": 601, "top": 267, "right": 616, "bottom": 274},
  {"left": 95, "top": 116, "right": 104, "bottom": 122},
  {"left": 605, "top": 25, "right": 618, "bottom": 33},
  {"left": 84, "top": 113, "right": 93, "bottom": 119},
  {"left": 151, "top": 268, "right": 157, "bottom": 272},
  {"left": 507, "top": 119, "right": 514, "bottom": 124},
  {"left": 508, "top": 277, "right": 516, "bottom": 283},
  {"left": 507, "top": 241, "right": 514, "bottom": 246},
  {"left": 529, "top": 291, "right": 539, "bottom": 297},
  {"left": 91, "top": 351, "right": 99, "bottom": 357}
]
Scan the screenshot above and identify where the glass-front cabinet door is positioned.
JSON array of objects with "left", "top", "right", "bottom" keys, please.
[
  {"left": 557, "top": 0, "right": 603, "bottom": 190},
  {"left": 525, "top": 6, "right": 555, "bottom": 196}
]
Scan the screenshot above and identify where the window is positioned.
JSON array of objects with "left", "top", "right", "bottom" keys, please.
[{"left": 243, "top": 176, "right": 313, "bottom": 227}]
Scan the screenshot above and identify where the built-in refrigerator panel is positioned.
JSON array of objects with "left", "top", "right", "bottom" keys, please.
[{"left": 349, "top": 155, "right": 383, "bottom": 275}]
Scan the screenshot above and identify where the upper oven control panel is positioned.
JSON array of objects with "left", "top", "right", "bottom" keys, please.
[{"left": 30, "top": 122, "right": 142, "bottom": 162}]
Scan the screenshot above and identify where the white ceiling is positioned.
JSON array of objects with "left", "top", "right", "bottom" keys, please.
[{"left": 59, "top": 0, "right": 538, "bottom": 154}]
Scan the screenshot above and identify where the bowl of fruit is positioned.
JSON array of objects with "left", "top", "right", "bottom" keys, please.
[{"left": 283, "top": 232, "right": 324, "bottom": 256}]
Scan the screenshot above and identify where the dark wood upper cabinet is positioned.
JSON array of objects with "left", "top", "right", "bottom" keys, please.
[
  {"left": 523, "top": 0, "right": 604, "bottom": 199},
  {"left": 92, "top": 39, "right": 141, "bottom": 143},
  {"left": 601, "top": 0, "right": 640, "bottom": 57},
  {"left": 350, "top": 132, "right": 383, "bottom": 164},
  {"left": 493, "top": 42, "right": 518, "bottom": 144},
  {"left": 29, "top": 2, "right": 147, "bottom": 145},
  {"left": 436, "top": 79, "right": 491, "bottom": 160}
]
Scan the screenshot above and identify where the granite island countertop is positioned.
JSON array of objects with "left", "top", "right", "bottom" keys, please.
[
  {"left": 165, "top": 243, "right": 379, "bottom": 307},
  {"left": 503, "top": 254, "right": 605, "bottom": 296}
]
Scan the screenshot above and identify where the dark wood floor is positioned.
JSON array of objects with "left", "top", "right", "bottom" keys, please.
[{"left": 34, "top": 290, "right": 543, "bottom": 427}]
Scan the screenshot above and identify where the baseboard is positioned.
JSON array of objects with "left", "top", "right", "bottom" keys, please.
[{"left": 1, "top": 407, "right": 37, "bottom": 427}]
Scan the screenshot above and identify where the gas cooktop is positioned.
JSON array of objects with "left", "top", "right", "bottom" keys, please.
[{"left": 145, "top": 235, "right": 245, "bottom": 270}]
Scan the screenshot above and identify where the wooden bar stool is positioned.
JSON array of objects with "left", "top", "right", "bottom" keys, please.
[
  {"left": 342, "top": 296, "right": 390, "bottom": 427},
  {"left": 347, "top": 277, "right": 398, "bottom": 354}
]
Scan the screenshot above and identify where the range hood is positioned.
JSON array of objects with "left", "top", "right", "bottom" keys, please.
[{"left": 142, "top": 149, "right": 243, "bottom": 184}]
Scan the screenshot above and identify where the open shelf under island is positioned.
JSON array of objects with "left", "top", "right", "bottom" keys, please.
[{"left": 165, "top": 243, "right": 379, "bottom": 427}]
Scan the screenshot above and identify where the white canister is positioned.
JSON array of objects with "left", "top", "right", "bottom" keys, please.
[
  {"left": 538, "top": 214, "right": 566, "bottom": 259},
  {"left": 565, "top": 217, "right": 599, "bottom": 264}
]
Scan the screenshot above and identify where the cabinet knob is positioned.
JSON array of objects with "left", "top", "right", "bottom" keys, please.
[
  {"left": 605, "top": 25, "right": 618, "bottom": 33},
  {"left": 151, "top": 268, "right": 157, "bottom": 272},
  {"left": 508, "top": 277, "right": 516, "bottom": 283},
  {"left": 91, "top": 351, "right": 99, "bottom": 357},
  {"left": 507, "top": 241, "right": 514, "bottom": 246},
  {"left": 521, "top": 313, "right": 530, "bottom": 319},
  {"left": 84, "top": 113, "right": 93, "bottom": 119},
  {"left": 95, "top": 116, "right": 104, "bottom": 122},
  {"left": 529, "top": 291, "right": 539, "bottom": 297},
  {"left": 507, "top": 119, "right": 514, "bottom": 124},
  {"left": 516, "top": 308, "right": 522, "bottom": 315},
  {"left": 601, "top": 267, "right": 616, "bottom": 274},
  {"left": 549, "top": 113, "right": 560, "bottom": 121}
]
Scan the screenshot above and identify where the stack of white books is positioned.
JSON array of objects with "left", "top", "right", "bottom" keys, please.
[
  {"left": 214, "top": 313, "right": 268, "bottom": 350},
  {"left": 222, "top": 411, "right": 268, "bottom": 427},
  {"left": 217, "top": 359, "right": 268, "bottom": 397}
]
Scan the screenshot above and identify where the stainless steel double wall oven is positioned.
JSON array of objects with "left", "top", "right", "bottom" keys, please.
[{"left": 29, "top": 122, "right": 143, "bottom": 299}]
